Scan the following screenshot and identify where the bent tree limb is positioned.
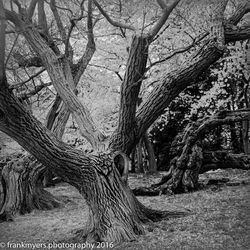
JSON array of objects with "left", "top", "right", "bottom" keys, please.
[
  {"left": 132, "top": 150, "right": 250, "bottom": 196},
  {"left": 133, "top": 109, "right": 250, "bottom": 196},
  {"left": 201, "top": 151, "right": 250, "bottom": 173},
  {"left": 112, "top": 0, "right": 250, "bottom": 155}
]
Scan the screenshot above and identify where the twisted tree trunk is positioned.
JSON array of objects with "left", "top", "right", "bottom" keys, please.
[
  {"left": 0, "top": 86, "right": 185, "bottom": 243},
  {"left": 133, "top": 109, "right": 250, "bottom": 195}
]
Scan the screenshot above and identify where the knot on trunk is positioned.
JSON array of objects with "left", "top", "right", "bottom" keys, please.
[{"left": 112, "top": 151, "right": 130, "bottom": 184}]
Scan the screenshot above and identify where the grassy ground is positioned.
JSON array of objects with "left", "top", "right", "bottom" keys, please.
[{"left": 0, "top": 169, "right": 249, "bottom": 250}]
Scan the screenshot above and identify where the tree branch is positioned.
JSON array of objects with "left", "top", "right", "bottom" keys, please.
[
  {"left": 13, "top": 51, "right": 43, "bottom": 68},
  {"left": 27, "top": 0, "right": 38, "bottom": 19},
  {"left": 50, "top": 0, "right": 67, "bottom": 42},
  {"left": 93, "top": 0, "right": 135, "bottom": 31},
  {"left": 146, "top": 31, "right": 209, "bottom": 71},
  {"left": 134, "top": 0, "right": 249, "bottom": 146},
  {"left": 64, "top": 1, "right": 86, "bottom": 58},
  {"left": 148, "top": 0, "right": 181, "bottom": 40},
  {"left": 5, "top": 8, "right": 105, "bottom": 149},
  {"left": 17, "top": 81, "right": 52, "bottom": 100},
  {"left": 225, "top": 24, "right": 250, "bottom": 43},
  {"left": 227, "top": 0, "right": 250, "bottom": 25},
  {"left": 9, "top": 68, "right": 46, "bottom": 90},
  {"left": 37, "top": 0, "right": 48, "bottom": 34},
  {"left": 201, "top": 151, "right": 250, "bottom": 173},
  {"left": 73, "top": 0, "right": 95, "bottom": 84},
  {"left": 156, "top": 0, "right": 167, "bottom": 9},
  {"left": 194, "top": 109, "right": 250, "bottom": 141}
]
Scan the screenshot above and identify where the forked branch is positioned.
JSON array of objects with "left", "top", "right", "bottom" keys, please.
[
  {"left": 93, "top": 0, "right": 135, "bottom": 31},
  {"left": 148, "top": 0, "right": 181, "bottom": 40}
]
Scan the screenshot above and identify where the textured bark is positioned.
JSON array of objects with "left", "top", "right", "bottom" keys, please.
[
  {"left": 242, "top": 67, "right": 250, "bottom": 154},
  {"left": 46, "top": 5, "right": 96, "bottom": 139},
  {"left": 200, "top": 151, "right": 250, "bottom": 173},
  {"left": 143, "top": 134, "right": 157, "bottom": 173},
  {"left": 225, "top": 24, "right": 250, "bottom": 43},
  {"left": 0, "top": 87, "right": 186, "bottom": 243},
  {"left": 0, "top": 155, "right": 61, "bottom": 221},
  {"left": 5, "top": 9, "right": 105, "bottom": 150},
  {"left": 136, "top": 42, "right": 224, "bottom": 141},
  {"left": 135, "top": 109, "right": 250, "bottom": 194},
  {"left": 111, "top": 0, "right": 250, "bottom": 155},
  {"left": 242, "top": 119, "right": 250, "bottom": 153},
  {"left": 227, "top": 0, "right": 250, "bottom": 25},
  {"left": 136, "top": 139, "right": 144, "bottom": 173},
  {"left": 109, "top": 35, "right": 149, "bottom": 154},
  {"left": 46, "top": 96, "right": 70, "bottom": 139},
  {"left": 133, "top": 150, "right": 250, "bottom": 196}
]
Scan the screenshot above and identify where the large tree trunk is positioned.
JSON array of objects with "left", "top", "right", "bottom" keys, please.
[{"left": 0, "top": 86, "right": 185, "bottom": 243}]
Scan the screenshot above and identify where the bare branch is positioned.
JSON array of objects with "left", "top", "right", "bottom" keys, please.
[
  {"left": 17, "top": 81, "right": 52, "bottom": 100},
  {"left": 148, "top": 0, "right": 181, "bottom": 40},
  {"left": 27, "top": 0, "right": 38, "bottom": 19},
  {"left": 9, "top": 68, "right": 46, "bottom": 90},
  {"left": 4, "top": 8, "right": 22, "bottom": 27},
  {"left": 44, "top": 0, "right": 74, "bottom": 16},
  {"left": 156, "top": 0, "right": 167, "bottom": 9},
  {"left": 50, "top": 0, "right": 67, "bottom": 41},
  {"left": 37, "top": 0, "right": 48, "bottom": 34},
  {"left": 73, "top": 0, "right": 95, "bottom": 84},
  {"left": 146, "top": 31, "right": 209, "bottom": 71},
  {"left": 64, "top": 1, "right": 86, "bottom": 58},
  {"left": 93, "top": 0, "right": 135, "bottom": 31},
  {"left": 12, "top": 0, "right": 22, "bottom": 13},
  {"left": 89, "top": 63, "right": 123, "bottom": 81},
  {"left": 13, "top": 52, "right": 43, "bottom": 68},
  {"left": 5, "top": 33, "right": 19, "bottom": 67}
]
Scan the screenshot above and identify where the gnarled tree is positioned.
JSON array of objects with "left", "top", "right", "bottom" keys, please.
[{"left": 0, "top": 0, "right": 250, "bottom": 245}]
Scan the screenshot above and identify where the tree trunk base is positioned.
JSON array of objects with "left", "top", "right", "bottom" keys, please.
[
  {"left": 0, "top": 155, "right": 61, "bottom": 221},
  {"left": 132, "top": 151, "right": 250, "bottom": 196}
]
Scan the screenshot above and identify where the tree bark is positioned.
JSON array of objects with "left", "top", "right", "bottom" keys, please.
[
  {"left": 200, "top": 151, "right": 250, "bottom": 173},
  {"left": 5, "top": 8, "right": 105, "bottom": 150},
  {"left": 139, "top": 109, "right": 250, "bottom": 194},
  {"left": 109, "top": 35, "right": 149, "bottom": 154},
  {"left": 0, "top": 86, "right": 186, "bottom": 243},
  {"left": 136, "top": 139, "right": 144, "bottom": 173},
  {"left": 0, "top": 155, "right": 61, "bottom": 221},
  {"left": 133, "top": 150, "right": 250, "bottom": 196},
  {"left": 111, "top": 0, "right": 250, "bottom": 156},
  {"left": 143, "top": 134, "right": 157, "bottom": 173}
]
